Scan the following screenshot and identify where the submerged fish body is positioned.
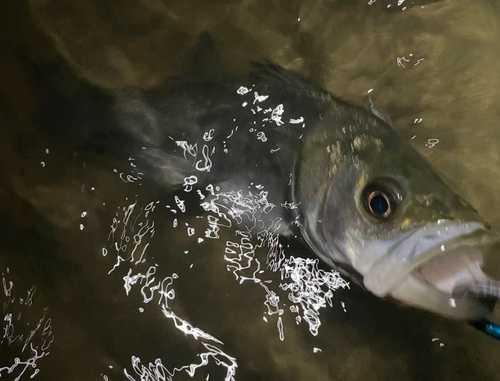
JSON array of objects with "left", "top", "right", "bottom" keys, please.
[{"left": 115, "top": 64, "right": 500, "bottom": 320}]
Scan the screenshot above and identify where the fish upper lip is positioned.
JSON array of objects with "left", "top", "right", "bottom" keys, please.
[{"left": 363, "top": 221, "right": 491, "bottom": 297}]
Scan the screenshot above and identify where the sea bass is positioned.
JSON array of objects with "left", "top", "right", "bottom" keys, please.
[{"left": 115, "top": 64, "right": 500, "bottom": 322}]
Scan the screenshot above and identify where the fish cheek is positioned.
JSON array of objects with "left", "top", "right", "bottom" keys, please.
[
  {"left": 316, "top": 189, "right": 353, "bottom": 264},
  {"left": 322, "top": 176, "right": 365, "bottom": 250}
]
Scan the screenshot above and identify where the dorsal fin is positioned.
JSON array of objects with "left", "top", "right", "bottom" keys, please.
[
  {"left": 183, "top": 32, "right": 228, "bottom": 82},
  {"left": 248, "top": 61, "right": 332, "bottom": 104}
]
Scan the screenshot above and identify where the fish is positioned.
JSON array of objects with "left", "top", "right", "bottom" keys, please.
[{"left": 113, "top": 63, "right": 500, "bottom": 322}]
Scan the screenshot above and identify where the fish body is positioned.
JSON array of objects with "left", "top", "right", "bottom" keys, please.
[{"left": 115, "top": 64, "right": 500, "bottom": 320}]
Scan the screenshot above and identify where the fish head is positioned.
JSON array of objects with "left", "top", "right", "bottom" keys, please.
[{"left": 297, "top": 110, "right": 500, "bottom": 320}]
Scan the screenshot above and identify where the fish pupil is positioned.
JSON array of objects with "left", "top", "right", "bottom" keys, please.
[{"left": 370, "top": 194, "right": 389, "bottom": 216}]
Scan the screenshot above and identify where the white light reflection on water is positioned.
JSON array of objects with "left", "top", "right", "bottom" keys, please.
[
  {"left": 104, "top": 77, "right": 351, "bottom": 378},
  {"left": 123, "top": 343, "right": 237, "bottom": 381},
  {"left": 105, "top": 200, "right": 238, "bottom": 380},
  {"left": 0, "top": 269, "right": 54, "bottom": 380}
]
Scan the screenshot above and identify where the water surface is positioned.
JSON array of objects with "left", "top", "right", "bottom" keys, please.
[{"left": 2, "top": 0, "right": 500, "bottom": 380}]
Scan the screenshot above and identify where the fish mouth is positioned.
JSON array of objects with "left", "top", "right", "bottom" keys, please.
[{"left": 363, "top": 222, "right": 500, "bottom": 320}]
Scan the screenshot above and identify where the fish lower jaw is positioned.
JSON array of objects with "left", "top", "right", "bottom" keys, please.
[
  {"left": 362, "top": 222, "right": 500, "bottom": 320},
  {"left": 389, "top": 274, "right": 494, "bottom": 320},
  {"left": 393, "top": 245, "right": 497, "bottom": 320},
  {"left": 415, "top": 248, "right": 487, "bottom": 295}
]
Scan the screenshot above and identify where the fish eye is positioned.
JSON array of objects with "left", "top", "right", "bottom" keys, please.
[
  {"left": 367, "top": 191, "right": 391, "bottom": 218},
  {"left": 362, "top": 179, "right": 401, "bottom": 220}
]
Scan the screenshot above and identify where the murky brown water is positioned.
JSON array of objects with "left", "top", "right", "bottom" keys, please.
[{"left": 2, "top": 0, "right": 500, "bottom": 380}]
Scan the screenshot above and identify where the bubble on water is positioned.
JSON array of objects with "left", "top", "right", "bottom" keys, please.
[
  {"left": 237, "top": 86, "right": 250, "bottom": 95},
  {"left": 256, "top": 131, "right": 267, "bottom": 142},
  {"left": 79, "top": 224, "right": 84, "bottom": 230},
  {"left": 425, "top": 138, "right": 440, "bottom": 148},
  {"left": 81, "top": 211, "right": 87, "bottom": 218}
]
